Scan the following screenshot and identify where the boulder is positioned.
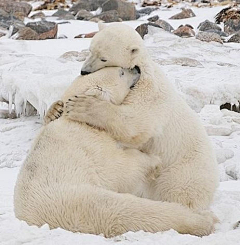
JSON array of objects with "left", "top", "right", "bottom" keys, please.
[
  {"left": 102, "top": 0, "right": 136, "bottom": 21},
  {"left": 173, "top": 25, "right": 195, "bottom": 37},
  {"left": 75, "top": 9, "right": 93, "bottom": 20},
  {"left": 155, "top": 19, "right": 174, "bottom": 32},
  {"left": 16, "top": 27, "right": 39, "bottom": 40},
  {"left": 169, "top": 8, "right": 196, "bottom": 20},
  {"left": 69, "top": 0, "right": 106, "bottom": 14},
  {"left": 26, "top": 21, "right": 58, "bottom": 40},
  {"left": 0, "top": 0, "right": 32, "bottom": 18},
  {"left": 228, "top": 31, "right": 240, "bottom": 43},
  {"left": 224, "top": 19, "right": 240, "bottom": 35},
  {"left": 52, "top": 9, "right": 75, "bottom": 20},
  {"left": 92, "top": 10, "right": 122, "bottom": 22},
  {"left": 197, "top": 20, "right": 221, "bottom": 32},
  {"left": 196, "top": 31, "right": 223, "bottom": 44},
  {"left": 30, "top": 12, "right": 46, "bottom": 19},
  {"left": 147, "top": 15, "right": 159, "bottom": 22}
]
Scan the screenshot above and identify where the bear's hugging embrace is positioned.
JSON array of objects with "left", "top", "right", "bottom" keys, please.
[{"left": 14, "top": 23, "right": 219, "bottom": 237}]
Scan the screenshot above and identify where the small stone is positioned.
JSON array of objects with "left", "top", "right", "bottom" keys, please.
[
  {"left": 52, "top": 9, "right": 75, "bottom": 20},
  {"left": 74, "top": 31, "right": 98, "bottom": 38},
  {"left": 205, "top": 29, "right": 228, "bottom": 37},
  {"left": 224, "top": 19, "right": 240, "bottom": 35},
  {"left": 16, "top": 27, "right": 39, "bottom": 40},
  {"left": 196, "top": 31, "right": 223, "bottom": 44},
  {"left": 169, "top": 8, "right": 196, "bottom": 20},
  {"left": 0, "top": 0, "right": 32, "bottom": 18},
  {"left": 137, "top": 7, "right": 158, "bottom": 16},
  {"left": 75, "top": 9, "right": 93, "bottom": 20},
  {"left": 26, "top": 21, "right": 58, "bottom": 40},
  {"left": 197, "top": 20, "right": 221, "bottom": 32},
  {"left": 155, "top": 19, "right": 174, "bottom": 32},
  {"left": 173, "top": 25, "right": 195, "bottom": 37},
  {"left": 30, "top": 11, "right": 45, "bottom": 19},
  {"left": 69, "top": 0, "right": 106, "bottom": 14},
  {"left": 135, "top": 23, "right": 149, "bottom": 39},
  {"left": 147, "top": 15, "right": 159, "bottom": 22},
  {"left": 228, "top": 31, "right": 240, "bottom": 43},
  {"left": 59, "top": 50, "right": 90, "bottom": 62},
  {"left": 92, "top": 10, "right": 122, "bottom": 23},
  {"left": 102, "top": 0, "right": 136, "bottom": 21}
]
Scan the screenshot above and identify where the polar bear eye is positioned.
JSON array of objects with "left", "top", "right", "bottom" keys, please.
[{"left": 100, "top": 58, "right": 107, "bottom": 62}]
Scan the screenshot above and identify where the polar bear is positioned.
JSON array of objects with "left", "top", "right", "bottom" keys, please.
[
  {"left": 14, "top": 67, "right": 217, "bottom": 237},
  {"left": 63, "top": 23, "right": 219, "bottom": 211}
]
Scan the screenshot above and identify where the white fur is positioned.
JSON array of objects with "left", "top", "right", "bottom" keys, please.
[
  {"left": 71, "top": 23, "right": 219, "bottom": 210},
  {"left": 14, "top": 67, "right": 217, "bottom": 237}
]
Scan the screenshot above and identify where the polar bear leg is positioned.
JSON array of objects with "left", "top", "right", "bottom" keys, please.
[
  {"left": 16, "top": 184, "right": 217, "bottom": 237},
  {"left": 152, "top": 161, "right": 217, "bottom": 210}
]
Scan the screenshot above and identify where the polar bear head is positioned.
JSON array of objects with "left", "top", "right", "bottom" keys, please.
[{"left": 81, "top": 23, "right": 146, "bottom": 76}]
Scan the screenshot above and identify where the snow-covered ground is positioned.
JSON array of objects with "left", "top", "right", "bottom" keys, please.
[{"left": 0, "top": 2, "right": 240, "bottom": 245}]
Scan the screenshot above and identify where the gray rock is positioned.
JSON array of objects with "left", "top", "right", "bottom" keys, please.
[
  {"left": 69, "top": 0, "right": 106, "bottom": 14},
  {"left": 205, "top": 29, "right": 228, "bottom": 37},
  {"left": 26, "top": 21, "right": 58, "bottom": 40},
  {"left": 16, "top": 27, "right": 39, "bottom": 40},
  {"left": 0, "top": 9, "right": 25, "bottom": 35},
  {"left": 169, "top": 8, "right": 196, "bottom": 20},
  {"left": 224, "top": 19, "right": 240, "bottom": 35},
  {"left": 173, "top": 25, "right": 195, "bottom": 37},
  {"left": 197, "top": 20, "right": 221, "bottom": 32},
  {"left": 0, "top": 0, "right": 32, "bottom": 18},
  {"left": 147, "top": 15, "right": 159, "bottom": 22},
  {"left": 52, "top": 9, "right": 75, "bottom": 20},
  {"left": 137, "top": 7, "right": 158, "bottom": 16},
  {"left": 30, "top": 11, "right": 45, "bottom": 19},
  {"left": 228, "top": 31, "right": 240, "bottom": 43},
  {"left": 155, "top": 19, "right": 174, "bottom": 32},
  {"left": 75, "top": 9, "right": 93, "bottom": 20},
  {"left": 92, "top": 10, "right": 122, "bottom": 23},
  {"left": 196, "top": 31, "right": 223, "bottom": 44},
  {"left": 102, "top": 0, "right": 136, "bottom": 20},
  {"left": 135, "top": 22, "right": 163, "bottom": 39}
]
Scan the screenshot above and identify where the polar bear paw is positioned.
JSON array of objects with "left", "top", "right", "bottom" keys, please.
[{"left": 44, "top": 100, "right": 64, "bottom": 125}]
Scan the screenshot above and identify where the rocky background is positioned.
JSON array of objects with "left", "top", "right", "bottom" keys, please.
[{"left": 0, "top": 0, "right": 239, "bottom": 43}]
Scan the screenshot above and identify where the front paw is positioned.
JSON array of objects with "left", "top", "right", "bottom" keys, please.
[
  {"left": 44, "top": 100, "right": 64, "bottom": 125},
  {"left": 65, "top": 95, "right": 105, "bottom": 124}
]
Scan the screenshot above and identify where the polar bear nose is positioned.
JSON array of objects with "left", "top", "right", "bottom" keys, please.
[{"left": 81, "top": 70, "right": 91, "bottom": 76}]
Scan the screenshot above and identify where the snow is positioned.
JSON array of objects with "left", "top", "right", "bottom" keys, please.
[{"left": 0, "top": 2, "right": 240, "bottom": 245}]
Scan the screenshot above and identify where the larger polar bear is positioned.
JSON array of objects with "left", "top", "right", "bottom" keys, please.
[
  {"left": 14, "top": 67, "right": 217, "bottom": 237},
  {"left": 65, "top": 23, "right": 219, "bottom": 211}
]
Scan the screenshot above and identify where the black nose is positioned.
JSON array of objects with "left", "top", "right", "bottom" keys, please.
[{"left": 81, "top": 70, "right": 91, "bottom": 75}]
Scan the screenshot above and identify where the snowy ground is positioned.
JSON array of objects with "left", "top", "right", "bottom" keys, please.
[{"left": 0, "top": 2, "right": 240, "bottom": 245}]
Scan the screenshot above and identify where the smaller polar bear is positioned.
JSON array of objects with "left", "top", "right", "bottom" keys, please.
[{"left": 14, "top": 67, "right": 217, "bottom": 237}]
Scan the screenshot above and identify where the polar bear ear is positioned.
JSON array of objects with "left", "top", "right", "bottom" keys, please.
[{"left": 98, "top": 22, "right": 107, "bottom": 31}]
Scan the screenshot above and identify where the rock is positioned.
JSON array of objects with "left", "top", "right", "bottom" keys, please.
[
  {"left": 92, "top": 10, "right": 122, "bottom": 23},
  {"left": 196, "top": 31, "right": 223, "bottom": 44},
  {"left": 102, "top": 0, "right": 136, "bottom": 21},
  {"left": 142, "top": 0, "right": 161, "bottom": 7},
  {"left": 228, "top": 31, "right": 240, "bottom": 43},
  {"left": 147, "top": 15, "right": 159, "bottom": 22},
  {"left": 16, "top": 27, "right": 39, "bottom": 40},
  {"left": 205, "top": 29, "right": 228, "bottom": 37},
  {"left": 75, "top": 9, "right": 93, "bottom": 20},
  {"left": 34, "top": 0, "right": 69, "bottom": 11},
  {"left": 173, "top": 25, "right": 195, "bottom": 37},
  {"left": 69, "top": 0, "right": 106, "bottom": 14},
  {"left": 197, "top": 20, "right": 221, "bottom": 32},
  {"left": 89, "top": 17, "right": 102, "bottom": 23},
  {"left": 26, "top": 21, "right": 58, "bottom": 40},
  {"left": 58, "top": 34, "right": 67, "bottom": 39},
  {"left": 59, "top": 50, "right": 90, "bottom": 62},
  {"left": 74, "top": 31, "right": 97, "bottom": 38},
  {"left": 0, "top": 9, "right": 25, "bottom": 35},
  {"left": 136, "top": 23, "right": 149, "bottom": 39},
  {"left": 0, "top": 0, "right": 32, "bottom": 18},
  {"left": 52, "top": 9, "right": 75, "bottom": 20},
  {"left": 224, "top": 19, "right": 240, "bottom": 35},
  {"left": 30, "top": 11, "right": 46, "bottom": 19},
  {"left": 0, "top": 32, "right": 5, "bottom": 38},
  {"left": 137, "top": 7, "right": 158, "bottom": 16},
  {"left": 169, "top": 8, "right": 196, "bottom": 20},
  {"left": 135, "top": 22, "right": 163, "bottom": 39},
  {"left": 155, "top": 19, "right": 174, "bottom": 32}
]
